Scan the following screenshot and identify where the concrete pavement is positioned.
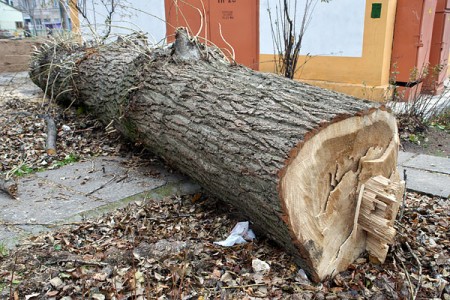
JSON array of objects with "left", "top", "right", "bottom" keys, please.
[
  {"left": 0, "top": 156, "right": 201, "bottom": 249},
  {"left": 398, "top": 151, "right": 450, "bottom": 198}
]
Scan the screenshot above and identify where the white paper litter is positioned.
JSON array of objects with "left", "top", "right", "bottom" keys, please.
[{"left": 214, "top": 221, "right": 256, "bottom": 247}]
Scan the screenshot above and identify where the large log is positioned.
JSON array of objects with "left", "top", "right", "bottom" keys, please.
[{"left": 30, "top": 30, "right": 403, "bottom": 281}]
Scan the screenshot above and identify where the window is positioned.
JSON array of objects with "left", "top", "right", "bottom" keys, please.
[{"left": 15, "top": 21, "right": 24, "bottom": 29}]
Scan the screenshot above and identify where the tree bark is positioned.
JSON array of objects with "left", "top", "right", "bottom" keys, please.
[
  {"left": 0, "top": 178, "right": 18, "bottom": 199},
  {"left": 41, "top": 114, "right": 57, "bottom": 155},
  {"left": 29, "top": 30, "right": 403, "bottom": 282}
]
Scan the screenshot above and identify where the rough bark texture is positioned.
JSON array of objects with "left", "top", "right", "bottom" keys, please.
[
  {"left": 0, "top": 178, "right": 18, "bottom": 199},
  {"left": 29, "top": 31, "right": 402, "bottom": 281},
  {"left": 42, "top": 115, "right": 57, "bottom": 155}
]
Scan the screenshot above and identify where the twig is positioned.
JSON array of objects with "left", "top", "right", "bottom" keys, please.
[
  {"left": 40, "top": 114, "right": 57, "bottom": 155},
  {"left": 406, "top": 242, "right": 422, "bottom": 300},
  {"left": 220, "top": 283, "right": 266, "bottom": 289},
  {"left": 85, "top": 175, "right": 117, "bottom": 196},
  {"left": 395, "top": 252, "right": 414, "bottom": 298},
  {"left": 9, "top": 254, "right": 18, "bottom": 300},
  {"left": 46, "top": 259, "right": 108, "bottom": 267},
  {"left": 147, "top": 214, "right": 192, "bottom": 222},
  {"left": 0, "top": 178, "right": 18, "bottom": 199},
  {"left": 399, "top": 169, "right": 407, "bottom": 221},
  {"left": 116, "top": 174, "right": 128, "bottom": 183},
  {"left": 381, "top": 275, "right": 397, "bottom": 299},
  {"left": 0, "top": 221, "right": 83, "bottom": 228},
  {"left": 218, "top": 23, "right": 235, "bottom": 62}
]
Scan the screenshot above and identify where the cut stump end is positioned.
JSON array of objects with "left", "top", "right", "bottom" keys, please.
[{"left": 280, "top": 109, "right": 403, "bottom": 280}]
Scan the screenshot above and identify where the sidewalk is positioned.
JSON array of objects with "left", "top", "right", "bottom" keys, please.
[
  {"left": 398, "top": 151, "right": 450, "bottom": 198},
  {"left": 0, "top": 156, "right": 200, "bottom": 249}
]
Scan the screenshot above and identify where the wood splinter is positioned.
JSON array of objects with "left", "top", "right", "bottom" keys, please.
[{"left": 357, "top": 175, "right": 405, "bottom": 263}]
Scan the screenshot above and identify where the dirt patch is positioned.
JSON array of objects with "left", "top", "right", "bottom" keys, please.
[
  {"left": 401, "top": 126, "right": 450, "bottom": 157},
  {"left": 398, "top": 108, "right": 450, "bottom": 157},
  {"left": 0, "top": 39, "right": 44, "bottom": 73}
]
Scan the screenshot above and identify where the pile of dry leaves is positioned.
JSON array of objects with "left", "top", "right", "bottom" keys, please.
[
  {"left": 0, "top": 190, "right": 448, "bottom": 299},
  {"left": 0, "top": 96, "right": 140, "bottom": 178}
]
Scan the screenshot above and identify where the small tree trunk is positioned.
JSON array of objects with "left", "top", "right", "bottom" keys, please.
[
  {"left": 30, "top": 30, "right": 403, "bottom": 281},
  {"left": 42, "top": 115, "right": 57, "bottom": 155},
  {"left": 59, "top": 0, "right": 69, "bottom": 30},
  {"left": 0, "top": 178, "right": 18, "bottom": 199}
]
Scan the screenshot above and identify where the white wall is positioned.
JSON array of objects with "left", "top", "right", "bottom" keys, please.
[
  {"left": 79, "top": 0, "right": 366, "bottom": 56},
  {"left": 80, "top": 0, "right": 166, "bottom": 44},
  {"left": 260, "top": 0, "right": 366, "bottom": 57},
  {"left": 0, "top": 2, "right": 23, "bottom": 30}
]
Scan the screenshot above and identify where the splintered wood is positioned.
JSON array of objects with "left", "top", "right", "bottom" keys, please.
[{"left": 357, "top": 176, "right": 404, "bottom": 262}]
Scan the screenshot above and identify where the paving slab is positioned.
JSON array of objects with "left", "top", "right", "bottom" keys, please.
[
  {"left": 402, "top": 154, "right": 450, "bottom": 175},
  {"left": 0, "top": 71, "right": 43, "bottom": 103},
  {"left": 0, "top": 156, "right": 200, "bottom": 249},
  {"left": 398, "top": 166, "right": 450, "bottom": 198},
  {"left": 397, "top": 151, "right": 417, "bottom": 165},
  {"left": 35, "top": 156, "right": 168, "bottom": 201},
  {"left": 0, "top": 227, "right": 25, "bottom": 249}
]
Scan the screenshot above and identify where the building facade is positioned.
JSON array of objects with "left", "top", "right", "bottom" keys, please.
[
  {"left": 0, "top": 0, "right": 24, "bottom": 36},
  {"left": 72, "top": 0, "right": 450, "bottom": 102},
  {"left": 3, "top": 0, "right": 73, "bottom": 36}
]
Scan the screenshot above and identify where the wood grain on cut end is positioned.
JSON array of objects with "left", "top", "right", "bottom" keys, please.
[{"left": 280, "top": 109, "right": 400, "bottom": 280}]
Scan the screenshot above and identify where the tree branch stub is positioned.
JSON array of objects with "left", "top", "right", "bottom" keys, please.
[{"left": 173, "top": 28, "right": 201, "bottom": 61}]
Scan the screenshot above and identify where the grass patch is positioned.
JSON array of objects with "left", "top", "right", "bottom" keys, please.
[
  {"left": 50, "top": 153, "right": 79, "bottom": 169},
  {"left": 429, "top": 108, "right": 449, "bottom": 132},
  {"left": 0, "top": 243, "right": 8, "bottom": 257},
  {"left": 10, "top": 154, "right": 80, "bottom": 177}
]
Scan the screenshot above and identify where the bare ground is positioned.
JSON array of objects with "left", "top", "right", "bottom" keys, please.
[
  {"left": 399, "top": 115, "right": 450, "bottom": 157},
  {"left": 0, "top": 39, "right": 44, "bottom": 73}
]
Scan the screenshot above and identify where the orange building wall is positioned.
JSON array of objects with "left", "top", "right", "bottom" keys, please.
[{"left": 260, "top": 0, "right": 398, "bottom": 101}]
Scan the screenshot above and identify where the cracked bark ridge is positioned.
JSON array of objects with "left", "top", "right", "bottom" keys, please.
[{"left": 29, "top": 30, "right": 403, "bottom": 282}]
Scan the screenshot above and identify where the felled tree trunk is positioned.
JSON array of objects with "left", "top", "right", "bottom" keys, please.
[{"left": 30, "top": 30, "right": 403, "bottom": 282}]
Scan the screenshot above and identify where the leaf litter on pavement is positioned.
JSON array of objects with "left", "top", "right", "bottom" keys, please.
[
  {"left": 0, "top": 77, "right": 448, "bottom": 299},
  {"left": 0, "top": 191, "right": 448, "bottom": 299}
]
